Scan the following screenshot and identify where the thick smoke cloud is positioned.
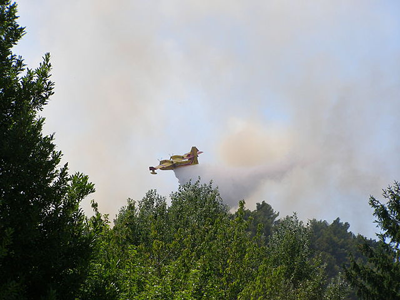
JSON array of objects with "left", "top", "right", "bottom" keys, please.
[
  {"left": 16, "top": 0, "right": 400, "bottom": 237},
  {"left": 174, "top": 160, "right": 296, "bottom": 208}
]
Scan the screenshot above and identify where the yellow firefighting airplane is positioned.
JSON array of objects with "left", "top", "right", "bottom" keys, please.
[{"left": 149, "top": 146, "right": 203, "bottom": 174}]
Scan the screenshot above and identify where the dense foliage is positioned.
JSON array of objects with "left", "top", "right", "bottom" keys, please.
[
  {"left": 0, "top": 1, "right": 99, "bottom": 299},
  {"left": 345, "top": 182, "right": 400, "bottom": 299},
  {"left": 80, "top": 181, "right": 363, "bottom": 299},
  {"left": 2, "top": 1, "right": 399, "bottom": 299}
]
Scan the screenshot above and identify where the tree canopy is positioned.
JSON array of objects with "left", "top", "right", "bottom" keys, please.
[
  {"left": 0, "top": 1, "right": 98, "bottom": 298},
  {"left": 81, "top": 181, "right": 358, "bottom": 299},
  {"left": 345, "top": 182, "right": 400, "bottom": 299}
]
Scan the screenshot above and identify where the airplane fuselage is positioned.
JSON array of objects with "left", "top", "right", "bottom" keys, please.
[{"left": 149, "top": 146, "right": 202, "bottom": 174}]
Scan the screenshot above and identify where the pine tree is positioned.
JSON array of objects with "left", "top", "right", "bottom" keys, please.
[{"left": 345, "top": 182, "right": 400, "bottom": 299}]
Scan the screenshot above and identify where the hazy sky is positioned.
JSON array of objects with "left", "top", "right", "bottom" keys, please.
[{"left": 15, "top": 0, "right": 400, "bottom": 237}]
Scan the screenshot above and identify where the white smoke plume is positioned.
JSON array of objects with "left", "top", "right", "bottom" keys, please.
[{"left": 174, "top": 160, "right": 295, "bottom": 207}]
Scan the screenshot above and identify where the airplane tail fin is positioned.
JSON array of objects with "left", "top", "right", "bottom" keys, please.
[{"left": 190, "top": 146, "right": 202, "bottom": 165}]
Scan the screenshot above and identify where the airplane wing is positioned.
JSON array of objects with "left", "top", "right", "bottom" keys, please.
[{"left": 149, "top": 159, "right": 174, "bottom": 174}]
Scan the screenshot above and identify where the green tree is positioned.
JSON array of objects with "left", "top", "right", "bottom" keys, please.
[
  {"left": 86, "top": 180, "right": 356, "bottom": 299},
  {"left": 346, "top": 182, "right": 400, "bottom": 299},
  {"left": 102, "top": 182, "right": 266, "bottom": 299},
  {"left": 113, "top": 190, "right": 169, "bottom": 248},
  {"left": 241, "top": 215, "right": 328, "bottom": 299},
  {"left": 78, "top": 206, "right": 122, "bottom": 300},
  {"left": 244, "top": 200, "right": 279, "bottom": 240},
  {"left": 310, "top": 218, "right": 361, "bottom": 280},
  {"left": 0, "top": 1, "right": 97, "bottom": 298}
]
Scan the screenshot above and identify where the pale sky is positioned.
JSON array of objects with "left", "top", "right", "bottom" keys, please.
[{"left": 15, "top": 0, "right": 400, "bottom": 238}]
